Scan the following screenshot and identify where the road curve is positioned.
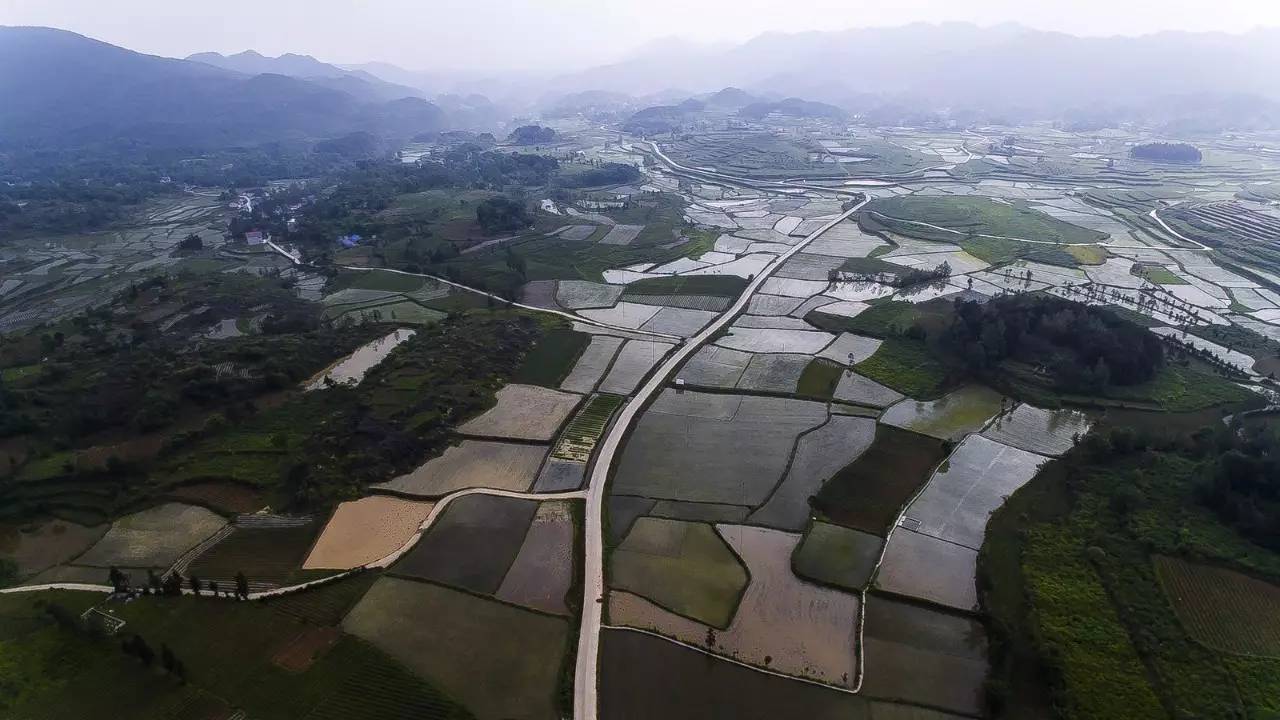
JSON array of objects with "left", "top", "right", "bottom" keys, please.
[
  {"left": 572, "top": 192, "right": 872, "bottom": 720},
  {"left": 264, "top": 240, "right": 680, "bottom": 342}
]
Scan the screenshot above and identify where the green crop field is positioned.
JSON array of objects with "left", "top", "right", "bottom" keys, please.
[
  {"left": 553, "top": 393, "right": 624, "bottom": 461},
  {"left": 855, "top": 337, "right": 953, "bottom": 398},
  {"left": 1154, "top": 555, "right": 1280, "bottom": 657}
]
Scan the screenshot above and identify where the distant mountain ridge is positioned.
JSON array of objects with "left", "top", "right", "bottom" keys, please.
[
  {"left": 547, "top": 23, "right": 1280, "bottom": 130},
  {"left": 0, "top": 26, "right": 450, "bottom": 150},
  {"left": 187, "top": 50, "right": 424, "bottom": 103}
]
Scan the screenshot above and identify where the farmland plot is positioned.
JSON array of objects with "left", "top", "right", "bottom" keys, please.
[
  {"left": 875, "top": 529, "right": 979, "bottom": 612},
  {"left": 612, "top": 390, "right": 827, "bottom": 505},
  {"left": 1154, "top": 555, "right": 1280, "bottom": 657},
  {"left": 860, "top": 596, "right": 989, "bottom": 716},
  {"left": 598, "top": 340, "right": 675, "bottom": 394},
  {"left": 813, "top": 426, "right": 949, "bottom": 536},
  {"left": 749, "top": 415, "right": 876, "bottom": 530},
  {"left": 579, "top": 302, "right": 662, "bottom": 329},
  {"left": 776, "top": 253, "right": 849, "bottom": 281},
  {"left": 607, "top": 495, "right": 656, "bottom": 546},
  {"left": 716, "top": 326, "right": 834, "bottom": 354},
  {"left": 533, "top": 458, "right": 586, "bottom": 492},
  {"left": 677, "top": 345, "right": 752, "bottom": 387},
  {"left": 792, "top": 521, "right": 883, "bottom": 591},
  {"left": 0, "top": 519, "right": 106, "bottom": 578},
  {"left": 734, "top": 314, "right": 817, "bottom": 330},
  {"left": 76, "top": 502, "right": 227, "bottom": 568},
  {"left": 640, "top": 306, "right": 718, "bottom": 337},
  {"left": 393, "top": 493, "right": 538, "bottom": 595},
  {"left": 187, "top": 515, "right": 319, "bottom": 589},
  {"left": 611, "top": 525, "right": 860, "bottom": 687},
  {"left": 458, "top": 383, "right": 581, "bottom": 441},
  {"left": 600, "top": 629, "right": 871, "bottom": 720},
  {"left": 650, "top": 500, "right": 751, "bottom": 523},
  {"left": 609, "top": 517, "right": 747, "bottom": 627},
  {"left": 552, "top": 393, "right": 624, "bottom": 461},
  {"left": 618, "top": 292, "right": 731, "bottom": 312},
  {"left": 980, "top": 403, "right": 1091, "bottom": 456},
  {"left": 748, "top": 294, "right": 805, "bottom": 316},
  {"left": 557, "top": 280, "right": 624, "bottom": 309},
  {"left": 902, "top": 435, "right": 1048, "bottom": 550},
  {"left": 496, "top": 500, "right": 576, "bottom": 615},
  {"left": 833, "top": 371, "right": 904, "bottom": 408},
  {"left": 817, "top": 332, "right": 882, "bottom": 365},
  {"left": 374, "top": 440, "right": 546, "bottom": 496},
  {"left": 880, "top": 385, "right": 1003, "bottom": 441},
  {"left": 343, "top": 577, "right": 569, "bottom": 720},
  {"left": 599, "top": 224, "right": 645, "bottom": 245},
  {"left": 759, "top": 277, "right": 831, "bottom": 298},
  {"left": 559, "top": 335, "right": 625, "bottom": 393},
  {"left": 304, "top": 496, "right": 434, "bottom": 569},
  {"left": 735, "top": 353, "right": 810, "bottom": 393}
]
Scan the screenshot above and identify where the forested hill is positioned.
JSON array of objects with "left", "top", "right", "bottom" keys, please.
[{"left": 0, "top": 26, "right": 449, "bottom": 150}]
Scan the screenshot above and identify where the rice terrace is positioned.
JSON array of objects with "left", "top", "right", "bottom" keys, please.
[{"left": 4, "top": 13, "right": 1280, "bottom": 720}]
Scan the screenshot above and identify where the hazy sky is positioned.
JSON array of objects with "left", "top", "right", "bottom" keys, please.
[{"left": 3, "top": 0, "right": 1279, "bottom": 72}]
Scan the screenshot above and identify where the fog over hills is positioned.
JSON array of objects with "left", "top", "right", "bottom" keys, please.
[
  {"left": 541, "top": 23, "right": 1280, "bottom": 128},
  {"left": 5, "top": 21, "right": 1280, "bottom": 155},
  {"left": 0, "top": 26, "right": 449, "bottom": 149}
]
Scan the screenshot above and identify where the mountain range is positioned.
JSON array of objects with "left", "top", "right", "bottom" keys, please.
[
  {"left": 538, "top": 23, "right": 1280, "bottom": 129},
  {"left": 0, "top": 26, "right": 449, "bottom": 151},
  {"left": 6, "top": 22, "right": 1280, "bottom": 157}
]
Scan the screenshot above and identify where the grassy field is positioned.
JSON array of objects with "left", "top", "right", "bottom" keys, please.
[
  {"left": 1136, "top": 265, "right": 1188, "bottom": 285},
  {"left": 0, "top": 585, "right": 472, "bottom": 720},
  {"left": 855, "top": 337, "right": 954, "bottom": 398}
]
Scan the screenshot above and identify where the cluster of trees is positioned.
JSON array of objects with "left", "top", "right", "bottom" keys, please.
[
  {"left": 557, "top": 162, "right": 642, "bottom": 189},
  {"left": 1130, "top": 142, "right": 1203, "bottom": 163},
  {"left": 284, "top": 146, "right": 558, "bottom": 250},
  {"left": 507, "top": 125, "right": 557, "bottom": 145},
  {"left": 945, "top": 295, "right": 1164, "bottom": 393},
  {"left": 1196, "top": 420, "right": 1280, "bottom": 550},
  {"left": 476, "top": 196, "right": 531, "bottom": 233}
]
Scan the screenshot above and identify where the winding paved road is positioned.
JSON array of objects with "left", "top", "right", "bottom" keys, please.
[
  {"left": 571, "top": 186, "right": 871, "bottom": 720},
  {"left": 264, "top": 241, "right": 680, "bottom": 341}
]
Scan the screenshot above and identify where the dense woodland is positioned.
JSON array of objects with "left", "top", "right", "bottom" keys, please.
[
  {"left": 945, "top": 295, "right": 1165, "bottom": 393},
  {"left": 1197, "top": 420, "right": 1280, "bottom": 550}
]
